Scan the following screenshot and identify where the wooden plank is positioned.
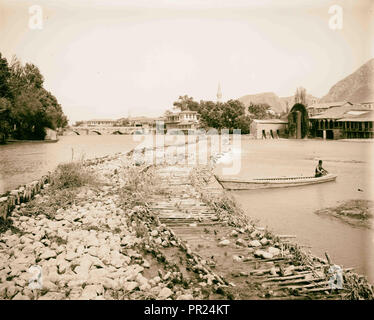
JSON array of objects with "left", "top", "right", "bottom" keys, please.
[
  {"left": 278, "top": 277, "right": 326, "bottom": 286},
  {"left": 263, "top": 274, "right": 310, "bottom": 282},
  {"left": 307, "top": 287, "right": 334, "bottom": 293}
]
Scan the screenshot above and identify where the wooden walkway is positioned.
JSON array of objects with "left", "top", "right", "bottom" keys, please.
[
  {"left": 149, "top": 166, "right": 221, "bottom": 226},
  {"left": 148, "top": 165, "right": 347, "bottom": 299}
]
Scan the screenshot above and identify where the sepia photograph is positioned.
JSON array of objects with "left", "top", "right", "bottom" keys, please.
[{"left": 0, "top": 0, "right": 373, "bottom": 308}]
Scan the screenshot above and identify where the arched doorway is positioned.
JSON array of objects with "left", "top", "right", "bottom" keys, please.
[{"left": 288, "top": 103, "right": 309, "bottom": 139}]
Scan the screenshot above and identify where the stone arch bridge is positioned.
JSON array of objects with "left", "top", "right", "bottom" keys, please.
[{"left": 63, "top": 126, "right": 145, "bottom": 136}]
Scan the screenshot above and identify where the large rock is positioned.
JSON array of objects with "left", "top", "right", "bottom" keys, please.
[
  {"left": 6, "top": 284, "right": 19, "bottom": 299},
  {"left": 177, "top": 294, "right": 194, "bottom": 300},
  {"left": 268, "top": 247, "right": 281, "bottom": 256},
  {"left": 254, "top": 250, "right": 273, "bottom": 259},
  {"left": 249, "top": 240, "right": 261, "bottom": 247},
  {"left": 250, "top": 230, "right": 263, "bottom": 239},
  {"left": 218, "top": 239, "right": 230, "bottom": 246},
  {"left": 80, "top": 284, "right": 103, "bottom": 300},
  {"left": 230, "top": 230, "right": 238, "bottom": 237},
  {"left": 102, "top": 278, "right": 117, "bottom": 290},
  {"left": 158, "top": 287, "right": 173, "bottom": 299},
  {"left": 39, "top": 249, "right": 57, "bottom": 260},
  {"left": 123, "top": 281, "right": 139, "bottom": 292},
  {"left": 65, "top": 251, "right": 78, "bottom": 261},
  {"left": 150, "top": 230, "right": 158, "bottom": 237},
  {"left": 232, "top": 255, "right": 244, "bottom": 262},
  {"left": 235, "top": 239, "right": 246, "bottom": 246},
  {"left": 12, "top": 291, "right": 30, "bottom": 301},
  {"left": 142, "top": 259, "right": 150, "bottom": 268},
  {"left": 38, "top": 292, "right": 66, "bottom": 300}
]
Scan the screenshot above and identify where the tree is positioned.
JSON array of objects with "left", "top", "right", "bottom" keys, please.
[
  {"left": 10, "top": 89, "right": 45, "bottom": 139},
  {"left": 8, "top": 57, "right": 44, "bottom": 96},
  {"left": 170, "top": 95, "right": 251, "bottom": 133},
  {"left": 0, "top": 52, "right": 68, "bottom": 141},
  {"left": 197, "top": 99, "right": 251, "bottom": 133},
  {"left": 294, "top": 87, "right": 307, "bottom": 106},
  {"left": 234, "top": 114, "right": 252, "bottom": 134},
  {"left": 0, "top": 98, "right": 11, "bottom": 142},
  {"left": 221, "top": 100, "right": 246, "bottom": 130},
  {"left": 73, "top": 121, "right": 84, "bottom": 127},
  {"left": 198, "top": 100, "right": 223, "bottom": 129},
  {"left": 37, "top": 89, "right": 68, "bottom": 129},
  {"left": 0, "top": 53, "right": 12, "bottom": 100},
  {"left": 247, "top": 103, "right": 273, "bottom": 119},
  {"left": 173, "top": 95, "right": 200, "bottom": 112}
]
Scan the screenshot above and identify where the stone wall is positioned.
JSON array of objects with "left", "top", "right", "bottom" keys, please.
[{"left": 0, "top": 175, "right": 50, "bottom": 220}]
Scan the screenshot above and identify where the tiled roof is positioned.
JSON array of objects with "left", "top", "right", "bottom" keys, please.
[
  {"left": 337, "top": 110, "right": 374, "bottom": 122},
  {"left": 179, "top": 110, "right": 198, "bottom": 114},
  {"left": 310, "top": 105, "right": 369, "bottom": 119},
  {"left": 307, "top": 101, "right": 351, "bottom": 109}
]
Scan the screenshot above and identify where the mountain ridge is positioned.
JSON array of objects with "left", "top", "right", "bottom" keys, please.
[
  {"left": 238, "top": 58, "right": 374, "bottom": 113},
  {"left": 238, "top": 92, "right": 318, "bottom": 114},
  {"left": 320, "top": 58, "right": 374, "bottom": 103}
]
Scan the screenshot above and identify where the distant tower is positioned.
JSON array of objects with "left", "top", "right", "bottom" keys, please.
[{"left": 217, "top": 82, "right": 222, "bottom": 102}]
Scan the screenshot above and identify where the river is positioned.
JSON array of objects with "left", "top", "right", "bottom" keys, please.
[
  {"left": 214, "top": 138, "right": 374, "bottom": 283},
  {"left": 0, "top": 135, "right": 140, "bottom": 194},
  {"left": 1, "top": 135, "right": 374, "bottom": 283}
]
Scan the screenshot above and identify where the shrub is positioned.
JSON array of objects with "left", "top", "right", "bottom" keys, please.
[{"left": 50, "top": 162, "right": 96, "bottom": 190}]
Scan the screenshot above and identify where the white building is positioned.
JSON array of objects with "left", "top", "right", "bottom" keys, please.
[
  {"left": 164, "top": 110, "right": 200, "bottom": 131},
  {"left": 250, "top": 119, "right": 288, "bottom": 139},
  {"left": 84, "top": 119, "right": 119, "bottom": 126}
]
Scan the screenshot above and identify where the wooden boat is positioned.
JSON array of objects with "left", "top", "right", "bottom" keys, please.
[{"left": 215, "top": 173, "right": 337, "bottom": 190}]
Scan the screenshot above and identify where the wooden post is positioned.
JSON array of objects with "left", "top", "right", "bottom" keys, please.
[{"left": 296, "top": 111, "right": 302, "bottom": 139}]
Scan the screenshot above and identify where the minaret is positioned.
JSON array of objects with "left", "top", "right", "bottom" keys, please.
[{"left": 217, "top": 82, "right": 222, "bottom": 102}]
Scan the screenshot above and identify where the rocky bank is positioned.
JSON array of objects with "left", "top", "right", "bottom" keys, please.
[{"left": 0, "top": 142, "right": 373, "bottom": 300}]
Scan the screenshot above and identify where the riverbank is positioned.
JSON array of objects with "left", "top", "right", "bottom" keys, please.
[
  {"left": 3, "top": 139, "right": 58, "bottom": 144},
  {"left": 0, "top": 141, "right": 373, "bottom": 300}
]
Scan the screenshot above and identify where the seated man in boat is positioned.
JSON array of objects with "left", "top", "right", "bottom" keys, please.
[{"left": 315, "top": 160, "right": 328, "bottom": 177}]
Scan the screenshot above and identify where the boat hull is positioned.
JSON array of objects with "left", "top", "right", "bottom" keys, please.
[{"left": 215, "top": 174, "right": 337, "bottom": 190}]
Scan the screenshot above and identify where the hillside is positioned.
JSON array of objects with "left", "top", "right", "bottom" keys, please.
[{"left": 321, "top": 58, "right": 374, "bottom": 103}]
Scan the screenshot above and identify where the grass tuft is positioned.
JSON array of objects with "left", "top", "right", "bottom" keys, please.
[{"left": 50, "top": 162, "right": 97, "bottom": 190}]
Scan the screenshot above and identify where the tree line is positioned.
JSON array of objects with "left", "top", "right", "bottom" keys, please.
[
  {"left": 0, "top": 52, "right": 67, "bottom": 142},
  {"left": 172, "top": 95, "right": 279, "bottom": 134}
]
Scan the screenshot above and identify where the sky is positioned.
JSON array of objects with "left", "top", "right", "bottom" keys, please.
[{"left": 0, "top": 0, "right": 373, "bottom": 123}]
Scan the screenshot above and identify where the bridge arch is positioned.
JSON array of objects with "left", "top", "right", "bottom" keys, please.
[
  {"left": 288, "top": 103, "right": 309, "bottom": 139},
  {"left": 72, "top": 131, "right": 80, "bottom": 135},
  {"left": 112, "top": 130, "right": 123, "bottom": 135},
  {"left": 91, "top": 130, "right": 102, "bottom": 135}
]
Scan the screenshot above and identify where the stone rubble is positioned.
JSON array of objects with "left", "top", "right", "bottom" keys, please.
[{"left": 0, "top": 152, "right": 226, "bottom": 300}]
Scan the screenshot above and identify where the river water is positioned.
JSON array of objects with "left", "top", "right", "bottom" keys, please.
[
  {"left": 0, "top": 135, "right": 139, "bottom": 194},
  {"left": 1, "top": 135, "right": 373, "bottom": 283},
  {"left": 215, "top": 138, "right": 374, "bottom": 283}
]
